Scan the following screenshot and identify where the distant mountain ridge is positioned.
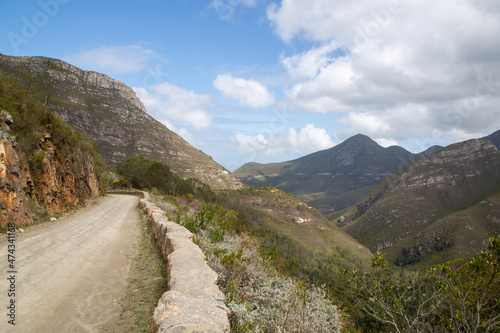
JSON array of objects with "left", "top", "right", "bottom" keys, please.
[
  {"left": 235, "top": 134, "right": 442, "bottom": 214},
  {"left": 485, "top": 129, "right": 500, "bottom": 150},
  {"left": 0, "top": 55, "right": 243, "bottom": 189},
  {"left": 341, "top": 138, "right": 500, "bottom": 266}
]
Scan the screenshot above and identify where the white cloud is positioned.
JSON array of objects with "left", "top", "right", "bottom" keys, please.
[
  {"left": 339, "top": 112, "right": 391, "bottom": 138},
  {"left": 209, "top": 0, "right": 258, "bottom": 20},
  {"left": 287, "top": 124, "right": 335, "bottom": 153},
  {"left": 232, "top": 133, "right": 286, "bottom": 156},
  {"left": 134, "top": 83, "right": 215, "bottom": 132},
  {"left": 231, "top": 124, "right": 335, "bottom": 157},
  {"left": 214, "top": 74, "right": 276, "bottom": 108},
  {"left": 281, "top": 41, "right": 339, "bottom": 79},
  {"left": 375, "top": 138, "right": 398, "bottom": 148},
  {"left": 64, "top": 45, "right": 162, "bottom": 74},
  {"left": 284, "top": 57, "right": 357, "bottom": 113},
  {"left": 268, "top": 0, "right": 500, "bottom": 142}
]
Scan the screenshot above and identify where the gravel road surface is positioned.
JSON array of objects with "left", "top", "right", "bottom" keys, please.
[{"left": 0, "top": 194, "right": 141, "bottom": 332}]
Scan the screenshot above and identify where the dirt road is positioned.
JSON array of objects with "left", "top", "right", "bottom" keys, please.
[{"left": 0, "top": 194, "right": 141, "bottom": 332}]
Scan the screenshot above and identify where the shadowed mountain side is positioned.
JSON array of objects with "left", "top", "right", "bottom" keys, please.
[
  {"left": 340, "top": 138, "right": 500, "bottom": 266},
  {"left": 485, "top": 129, "right": 500, "bottom": 150},
  {"left": 235, "top": 134, "right": 441, "bottom": 215},
  {"left": 0, "top": 55, "right": 243, "bottom": 190}
]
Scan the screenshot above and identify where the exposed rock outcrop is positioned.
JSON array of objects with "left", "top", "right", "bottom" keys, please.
[
  {"left": 0, "top": 110, "right": 101, "bottom": 228},
  {"left": 0, "top": 111, "right": 35, "bottom": 227},
  {"left": 342, "top": 138, "right": 500, "bottom": 265},
  {"left": 33, "top": 132, "right": 101, "bottom": 212},
  {"left": 0, "top": 55, "right": 244, "bottom": 190}
]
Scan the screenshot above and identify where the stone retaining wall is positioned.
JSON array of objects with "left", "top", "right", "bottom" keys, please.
[
  {"left": 107, "top": 189, "right": 146, "bottom": 197},
  {"left": 138, "top": 192, "right": 230, "bottom": 333}
]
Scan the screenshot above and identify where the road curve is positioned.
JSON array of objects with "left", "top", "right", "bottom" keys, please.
[{"left": 0, "top": 194, "right": 141, "bottom": 332}]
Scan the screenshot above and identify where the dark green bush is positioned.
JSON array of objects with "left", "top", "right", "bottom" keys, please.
[
  {"left": 0, "top": 73, "right": 105, "bottom": 184},
  {"left": 115, "top": 156, "right": 217, "bottom": 202}
]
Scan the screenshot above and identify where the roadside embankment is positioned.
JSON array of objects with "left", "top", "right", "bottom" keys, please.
[{"left": 138, "top": 192, "right": 230, "bottom": 333}]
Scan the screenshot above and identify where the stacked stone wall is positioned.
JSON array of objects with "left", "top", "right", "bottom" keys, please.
[{"left": 138, "top": 192, "right": 230, "bottom": 333}]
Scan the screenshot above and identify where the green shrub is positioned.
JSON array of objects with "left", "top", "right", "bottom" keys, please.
[
  {"left": 166, "top": 198, "right": 344, "bottom": 332},
  {"left": 115, "top": 156, "right": 217, "bottom": 201},
  {"left": 0, "top": 73, "right": 105, "bottom": 190}
]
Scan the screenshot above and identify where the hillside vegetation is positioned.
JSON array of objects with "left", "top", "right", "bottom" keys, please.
[
  {"left": 341, "top": 138, "right": 500, "bottom": 267},
  {"left": 0, "top": 73, "right": 102, "bottom": 175},
  {"left": 0, "top": 54, "right": 243, "bottom": 189},
  {"left": 116, "top": 156, "right": 500, "bottom": 332},
  {"left": 114, "top": 157, "right": 371, "bottom": 270},
  {"left": 0, "top": 72, "right": 103, "bottom": 227}
]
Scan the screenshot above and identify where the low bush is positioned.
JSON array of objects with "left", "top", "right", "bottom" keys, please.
[
  {"left": 152, "top": 194, "right": 343, "bottom": 332},
  {"left": 115, "top": 156, "right": 217, "bottom": 202}
]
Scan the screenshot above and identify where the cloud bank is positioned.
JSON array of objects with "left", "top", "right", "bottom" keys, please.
[
  {"left": 214, "top": 74, "right": 276, "bottom": 108},
  {"left": 268, "top": 0, "right": 500, "bottom": 145},
  {"left": 134, "top": 83, "right": 215, "bottom": 132},
  {"left": 231, "top": 124, "right": 335, "bottom": 157}
]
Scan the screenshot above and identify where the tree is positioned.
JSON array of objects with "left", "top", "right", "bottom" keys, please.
[
  {"left": 433, "top": 237, "right": 500, "bottom": 332},
  {"left": 350, "top": 238, "right": 500, "bottom": 332},
  {"left": 351, "top": 251, "right": 442, "bottom": 332}
]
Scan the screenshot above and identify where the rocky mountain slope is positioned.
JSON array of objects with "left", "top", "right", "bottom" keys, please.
[
  {"left": 0, "top": 55, "right": 243, "bottom": 190},
  {"left": 0, "top": 75, "right": 102, "bottom": 228},
  {"left": 235, "top": 134, "right": 441, "bottom": 215},
  {"left": 340, "top": 138, "right": 500, "bottom": 266}
]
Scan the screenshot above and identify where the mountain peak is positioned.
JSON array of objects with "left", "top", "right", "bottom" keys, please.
[
  {"left": 0, "top": 54, "right": 244, "bottom": 189},
  {"left": 235, "top": 133, "right": 436, "bottom": 214},
  {"left": 341, "top": 133, "right": 379, "bottom": 147}
]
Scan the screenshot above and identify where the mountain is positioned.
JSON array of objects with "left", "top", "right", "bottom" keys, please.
[
  {"left": 485, "top": 129, "right": 500, "bottom": 150},
  {"left": 234, "top": 134, "right": 441, "bottom": 215},
  {"left": 340, "top": 138, "right": 500, "bottom": 266},
  {"left": 0, "top": 55, "right": 243, "bottom": 190},
  {"left": 0, "top": 73, "right": 102, "bottom": 228}
]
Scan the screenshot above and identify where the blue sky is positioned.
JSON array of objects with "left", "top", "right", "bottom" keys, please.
[{"left": 2, "top": 0, "right": 500, "bottom": 171}]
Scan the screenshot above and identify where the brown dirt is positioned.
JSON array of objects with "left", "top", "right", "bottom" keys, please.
[
  {"left": 101, "top": 209, "right": 168, "bottom": 333},
  {"left": 0, "top": 194, "right": 153, "bottom": 332}
]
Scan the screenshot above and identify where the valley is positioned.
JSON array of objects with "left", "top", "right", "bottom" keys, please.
[
  {"left": 234, "top": 134, "right": 442, "bottom": 215},
  {"left": 1, "top": 53, "right": 499, "bottom": 332},
  {"left": 235, "top": 129, "right": 500, "bottom": 268}
]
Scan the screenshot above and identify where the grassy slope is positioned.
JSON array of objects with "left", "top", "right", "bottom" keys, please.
[
  {"left": 342, "top": 139, "right": 500, "bottom": 266},
  {"left": 391, "top": 189, "right": 500, "bottom": 268},
  {"left": 218, "top": 187, "right": 372, "bottom": 260}
]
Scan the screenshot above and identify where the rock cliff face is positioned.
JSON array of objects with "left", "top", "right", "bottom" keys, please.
[
  {"left": 0, "top": 55, "right": 243, "bottom": 190},
  {"left": 0, "top": 111, "right": 101, "bottom": 229},
  {"left": 33, "top": 132, "right": 101, "bottom": 212},
  {"left": 341, "top": 138, "right": 500, "bottom": 265},
  {"left": 0, "top": 112, "right": 34, "bottom": 227}
]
